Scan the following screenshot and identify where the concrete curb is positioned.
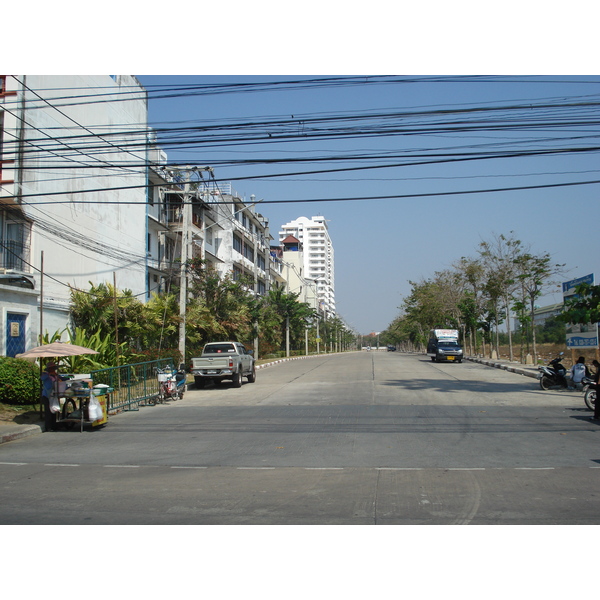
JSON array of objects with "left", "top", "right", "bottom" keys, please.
[
  {"left": 256, "top": 351, "right": 348, "bottom": 370},
  {"left": 466, "top": 356, "right": 539, "bottom": 379},
  {"left": 0, "top": 423, "right": 44, "bottom": 445}
]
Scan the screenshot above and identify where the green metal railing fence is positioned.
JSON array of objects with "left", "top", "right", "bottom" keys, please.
[{"left": 90, "top": 359, "right": 174, "bottom": 413}]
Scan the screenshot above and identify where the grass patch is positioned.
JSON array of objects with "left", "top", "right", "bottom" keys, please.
[{"left": 0, "top": 403, "right": 42, "bottom": 425}]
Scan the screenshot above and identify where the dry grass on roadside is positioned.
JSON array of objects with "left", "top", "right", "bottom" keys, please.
[{"left": 0, "top": 403, "right": 41, "bottom": 425}]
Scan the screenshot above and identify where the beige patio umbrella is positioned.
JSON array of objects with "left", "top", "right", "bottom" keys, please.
[{"left": 17, "top": 342, "right": 99, "bottom": 359}]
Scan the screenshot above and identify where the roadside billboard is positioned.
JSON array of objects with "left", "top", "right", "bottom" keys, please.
[{"left": 563, "top": 274, "right": 598, "bottom": 349}]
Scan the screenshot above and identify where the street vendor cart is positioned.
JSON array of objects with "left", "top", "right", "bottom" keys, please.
[
  {"left": 57, "top": 377, "right": 111, "bottom": 431},
  {"left": 16, "top": 342, "right": 109, "bottom": 433}
]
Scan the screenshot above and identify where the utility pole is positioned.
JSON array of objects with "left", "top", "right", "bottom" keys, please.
[
  {"left": 39, "top": 251, "right": 44, "bottom": 344},
  {"left": 178, "top": 170, "right": 192, "bottom": 364},
  {"left": 176, "top": 166, "right": 213, "bottom": 366}
]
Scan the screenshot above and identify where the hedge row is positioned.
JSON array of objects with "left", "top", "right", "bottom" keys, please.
[{"left": 0, "top": 357, "right": 40, "bottom": 405}]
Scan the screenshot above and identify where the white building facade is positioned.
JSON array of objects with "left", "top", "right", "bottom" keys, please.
[
  {"left": 0, "top": 74, "right": 293, "bottom": 358},
  {"left": 203, "top": 186, "right": 274, "bottom": 296},
  {"left": 279, "top": 216, "right": 335, "bottom": 317},
  {"left": 0, "top": 75, "right": 149, "bottom": 355}
]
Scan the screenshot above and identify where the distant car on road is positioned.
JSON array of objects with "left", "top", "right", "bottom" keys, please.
[{"left": 387, "top": 345, "right": 396, "bottom": 352}]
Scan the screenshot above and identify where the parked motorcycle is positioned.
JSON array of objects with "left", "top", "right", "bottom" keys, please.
[
  {"left": 153, "top": 365, "right": 187, "bottom": 404},
  {"left": 538, "top": 353, "right": 569, "bottom": 390},
  {"left": 582, "top": 377, "right": 596, "bottom": 411}
]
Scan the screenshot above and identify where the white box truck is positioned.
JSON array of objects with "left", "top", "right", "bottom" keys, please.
[{"left": 427, "top": 329, "right": 464, "bottom": 363}]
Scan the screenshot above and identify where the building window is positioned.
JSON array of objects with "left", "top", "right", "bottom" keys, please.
[
  {"left": 243, "top": 243, "right": 254, "bottom": 262},
  {"left": 233, "top": 265, "right": 243, "bottom": 281},
  {"left": 233, "top": 234, "right": 243, "bottom": 254},
  {"left": 0, "top": 213, "right": 31, "bottom": 271},
  {"left": 235, "top": 204, "right": 243, "bottom": 222}
]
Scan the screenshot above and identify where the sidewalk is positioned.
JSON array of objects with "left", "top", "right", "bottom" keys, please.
[{"left": 0, "top": 421, "right": 44, "bottom": 445}]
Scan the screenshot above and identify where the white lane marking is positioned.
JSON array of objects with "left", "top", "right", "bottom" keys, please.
[
  {"left": 378, "top": 467, "right": 420, "bottom": 471},
  {"left": 2, "top": 463, "right": 598, "bottom": 470},
  {"left": 237, "top": 467, "right": 275, "bottom": 470},
  {"left": 448, "top": 468, "right": 486, "bottom": 471},
  {"left": 514, "top": 467, "right": 555, "bottom": 470},
  {"left": 304, "top": 467, "right": 344, "bottom": 470}
]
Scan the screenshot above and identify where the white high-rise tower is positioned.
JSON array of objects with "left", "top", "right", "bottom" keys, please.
[{"left": 279, "top": 216, "right": 335, "bottom": 317}]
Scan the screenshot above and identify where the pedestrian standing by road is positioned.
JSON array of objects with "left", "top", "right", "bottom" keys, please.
[
  {"left": 41, "top": 362, "right": 60, "bottom": 432},
  {"left": 590, "top": 359, "right": 600, "bottom": 421}
]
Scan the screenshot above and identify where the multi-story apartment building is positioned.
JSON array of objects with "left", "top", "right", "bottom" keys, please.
[
  {"left": 0, "top": 75, "right": 289, "bottom": 357},
  {"left": 279, "top": 215, "right": 335, "bottom": 317},
  {"left": 0, "top": 75, "right": 149, "bottom": 356},
  {"left": 202, "top": 186, "right": 275, "bottom": 296},
  {"left": 146, "top": 174, "right": 284, "bottom": 301}
]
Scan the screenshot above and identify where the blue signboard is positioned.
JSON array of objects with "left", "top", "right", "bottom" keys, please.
[
  {"left": 563, "top": 273, "right": 598, "bottom": 349},
  {"left": 567, "top": 333, "right": 599, "bottom": 348},
  {"left": 562, "top": 273, "right": 594, "bottom": 296}
]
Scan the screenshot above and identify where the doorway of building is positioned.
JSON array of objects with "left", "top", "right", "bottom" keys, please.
[{"left": 6, "top": 313, "right": 27, "bottom": 357}]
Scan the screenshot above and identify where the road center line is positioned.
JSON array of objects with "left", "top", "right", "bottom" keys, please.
[
  {"left": 514, "top": 467, "right": 555, "bottom": 470},
  {"left": 304, "top": 467, "right": 344, "bottom": 470},
  {"left": 447, "top": 468, "right": 486, "bottom": 470},
  {"left": 237, "top": 467, "right": 275, "bottom": 470},
  {"left": 377, "top": 467, "right": 423, "bottom": 470}
]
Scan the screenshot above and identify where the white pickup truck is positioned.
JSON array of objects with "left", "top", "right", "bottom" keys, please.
[{"left": 190, "top": 342, "right": 256, "bottom": 388}]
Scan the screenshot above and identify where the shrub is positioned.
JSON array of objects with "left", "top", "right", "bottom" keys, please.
[{"left": 0, "top": 357, "right": 40, "bottom": 405}]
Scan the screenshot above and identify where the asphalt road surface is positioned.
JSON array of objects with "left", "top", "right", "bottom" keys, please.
[{"left": 1, "top": 351, "right": 598, "bottom": 524}]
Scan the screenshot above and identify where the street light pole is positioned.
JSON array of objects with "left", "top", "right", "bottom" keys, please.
[{"left": 178, "top": 170, "right": 192, "bottom": 364}]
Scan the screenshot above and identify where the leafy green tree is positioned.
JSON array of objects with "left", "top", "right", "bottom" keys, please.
[
  {"left": 264, "top": 285, "right": 314, "bottom": 353},
  {"left": 536, "top": 316, "right": 566, "bottom": 344},
  {"left": 252, "top": 295, "right": 284, "bottom": 356},
  {"left": 69, "top": 282, "right": 147, "bottom": 349},
  {"left": 478, "top": 232, "right": 523, "bottom": 361},
  {"left": 142, "top": 292, "right": 181, "bottom": 352},
  {"left": 512, "top": 251, "right": 565, "bottom": 364},
  {"left": 187, "top": 257, "right": 254, "bottom": 345},
  {"left": 558, "top": 283, "right": 600, "bottom": 325},
  {"left": 454, "top": 257, "right": 487, "bottom": 354}
]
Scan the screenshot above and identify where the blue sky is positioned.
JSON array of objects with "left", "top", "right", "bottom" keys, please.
[
  {"left": 138, "top": 75, "right": 600, "bottom": 334},
  {"left": 12, "top": 4, "right": 599, "bottom": 335}
]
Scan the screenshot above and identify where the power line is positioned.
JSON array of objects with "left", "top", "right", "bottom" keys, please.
[
  {"left": 4, "top": 177, "right": 599, "bottom": 206},
  {"left": 3, "top": 75, "right": 600, "bottom": 112}
]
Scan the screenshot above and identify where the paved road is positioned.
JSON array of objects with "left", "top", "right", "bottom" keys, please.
[{"left": 1, "top": 352, "right": 598, "bottom": 524}]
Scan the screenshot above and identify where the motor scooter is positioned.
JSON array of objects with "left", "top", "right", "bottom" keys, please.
[
  {"left": 154, "top": 365, "right": 187, "bottom": 403},
  {"left": 582, "top": 377, "right": 596, "bottom": 411},
  {"left": 538, "top": 352, "right": 569, "bottom": 390}
]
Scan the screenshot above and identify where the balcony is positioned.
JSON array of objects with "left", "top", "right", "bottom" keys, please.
[{"left": 0, "top": 239, "right": 30, "bottom": 272}]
